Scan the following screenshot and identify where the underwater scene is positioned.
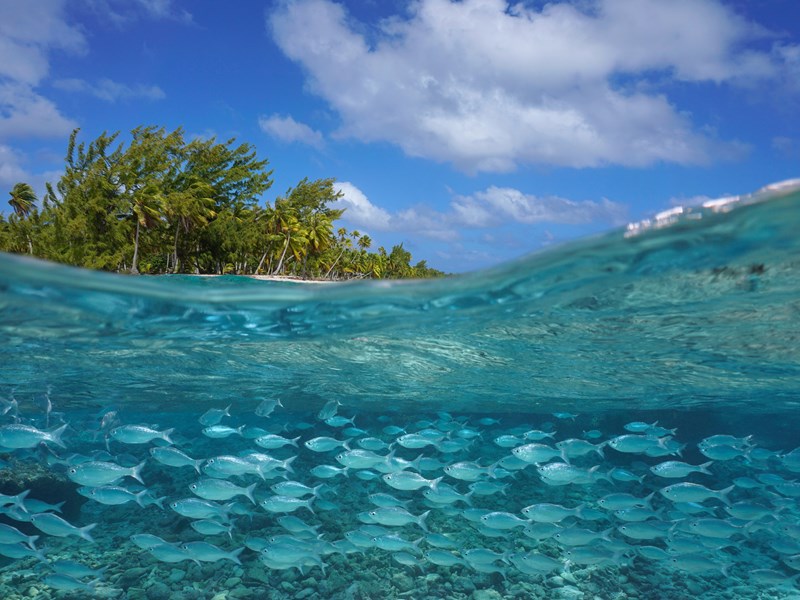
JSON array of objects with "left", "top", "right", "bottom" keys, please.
[{"left": 1, "top": 180, "right": 800, "bottom": 600}]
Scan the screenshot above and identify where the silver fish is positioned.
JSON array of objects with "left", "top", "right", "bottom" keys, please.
[
  {"left": 181, "top": 541, "right": 244, "bottom": 564},
  {"left": 198, "top": 405, "right": 231, "bottom": 426},
  {"left": 67, "top": 461, "right": 145, "bottom": 486},
  {"left": 0, "top": 423, "right": 67, "bottom": 449},
  {"left": 190, "top": 479, "right": 257, "bottom": 504},
  {"left": 150, "top": 447, "right": 203, "bottom": 473},
  {"left": 109, "top": 424, "right": 174, "bottom": 445},
  {"left": 29, "top": 513, "right": 96, "bottom": 542}
]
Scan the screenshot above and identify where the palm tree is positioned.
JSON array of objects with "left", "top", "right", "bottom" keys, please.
[
  {"left": 130, "top": 185, "right": 164, "bottom": 274},
  {"left": 8, "top": 183, "right": 36, "bottom": 218},
  {"left": 165, "top": 180, "right": 216, "bottom": 273}
]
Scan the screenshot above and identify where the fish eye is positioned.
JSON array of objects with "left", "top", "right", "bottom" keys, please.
[
  {"left": 190, "top": 484, "right": 197, "bottom": 490},
  {"left": 69, "top": 468, "right": 76, "bottom": 473}
]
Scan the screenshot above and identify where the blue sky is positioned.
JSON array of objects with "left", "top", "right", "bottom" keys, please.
[{"left": 1, "top": 0, "right": 798, "bottom": 272}]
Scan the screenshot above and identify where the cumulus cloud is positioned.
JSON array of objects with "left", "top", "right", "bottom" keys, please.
[
  {"left": 0, "top": 82, "right": 78, "bottom": 140},
  {"left": 53, "top": 78, "right": 166, "bottom": 102},
  {"left": 451, "top": 187, "right": 628, "bottom": 227},
  {"left": 268, "top": 0, "right": 792, "bottom": 173},
  {"left": 258, "top": 114, "right": 324, "bottom": 149},
  {"left": 331, "top": 181, "right": 626, "bottom": 242},
  {"left": 332, "top": 182, "right": 391, "bottom": 230}
]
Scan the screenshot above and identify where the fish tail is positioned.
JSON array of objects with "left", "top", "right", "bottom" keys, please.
[
  {"left": 290, "top": 436, "right": 301, "bottom": 447},
  {"left": 229, "top": 546, "right": 244, "bottom": 565},
  {"left": 305, "top": 498, "right": 316, "bottom": 515},
  {"left": 594, "top": 443, "right": 605, "bottom": 459},
  {"left": 418, "top": 510, "right": 430, "bottom": 532},
  {"left": 25, "top": 535, "right": 39, "bottom": 550},
  {"left": 430, "top": 476, "right": 443, "bottom": 491},
  {"left": 80, "top": 522, "right": 97, "bottom": 544},
  {"left": 342, "top": 439, "right": 352, "bottom": 452},
  {"left": 134, "top": 490, "right": 148, "bottom": 508},
  {"left": 13, "top": 489, "right": 30, "bottom": 512},
  {"left": 245, "top": 482, "right": 258, "bottom": 506},
  {"left": 131, "top": 461, "right": 146, "bottom": 484},
  {"left": 699, "top": 461, "right": 714, "bottom": 475},
  {"left": 312, "top": 484, "right": 325, "bottom": 498},
  {"left": 192, "top": 459, "right": 203, "bottom": 474},
  {"left": 223, "top": 404, "right": 232, "bottom": 417},
  {"left": 464, "top": 489, "right": 475, "bottom": 507},
  {"left": 47, "top": 423, "right": 68, "bottom": 448},
  {"left": 161, "top": 428, "right": 175, "bottom": 445},
  {"left": 151, "top": 496, "right": 167, "bottom": 510},
  {"left": 282, "top": 456, "right": 297, "bottom": 474},
  {"left": 718, "top": 484, "right": 735, "bottom": 505}
]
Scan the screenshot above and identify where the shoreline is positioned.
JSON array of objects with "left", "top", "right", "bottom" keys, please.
[{"left": 186, "top": 273, "right": 339, "bottom": 284}]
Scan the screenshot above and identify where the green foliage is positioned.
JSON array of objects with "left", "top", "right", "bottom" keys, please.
[{"left": 0, "top": 126, "right": 445, "bottom": 280}]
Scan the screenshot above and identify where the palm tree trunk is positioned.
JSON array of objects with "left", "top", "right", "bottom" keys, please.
[
  {"left": 325, "top": 248, "right": 346, "bottom": 280},
  {"left": 272, "top": 231, "right": 291, "bottom": 275},
  {"left": 256, "top": 249, "right": 270, "bottom": 274},
  {"left": 130, "top": 220, "right": 141, "bottom": 274},
  {"left": 172, "top": 226, "right": 181, "bottom": 273}
]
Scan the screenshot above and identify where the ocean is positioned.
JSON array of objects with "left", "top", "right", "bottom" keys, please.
[{"left": 0, "top": 179, "right": 799, "bottom": 599}]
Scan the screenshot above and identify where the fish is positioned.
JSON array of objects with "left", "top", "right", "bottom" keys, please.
[
  {"left": 0, "top": 523, "right": 39, "bottom": 549},
  {"left": 260, "top": 495, "right": 314, "bottom": 515},
  {"left": 0, "top": 423, "right": 67, "bottom": 449},
  {"left": 271, "top": 481, "right": 323, "bottom": 499},
  {"left": 198, "top": 405, "right": 231, "bottom": 426},
  {"left": 310, "top": 465, "right": 349, "bottom": 479},
  {"left": 29, "top": 513, "right": 96, "bottom": 542},
  {"left": 202, "top": 425, "right": 244, "bottom": 439},
  {"left": 507, "top": 551, "right": 561, "bottom": 574},
  {"left": 130, "top": 533, "right": 169, "bottom": 550},
  {"left": 43, "top": 574, "right": 98, "bottom": 592},
  {"left": 255, "top": 398, "right": 283, "bottom": 418},
  {"left": 443, "top": 461, "right": 494, "bottom": 481},
  {"left": 555, "top": 438, "right": 605, "bottom": 459},
  {"left": 335, "top": 449, "right": 388, "bottom": 469},
  {"left": 650, "top": 460, "right": 713, "bottom": 478},
  {"left": 617, "top": 521, "right": 673, "bottom": 540},
  {"left": 521, "top": 503, "right": 584, "bottom": 523},
  {"left": 190, "top": 479, "right": 257, "bottom": 504},
  {"left": 659, "top": 483, "right": 734, "bottom": 505},
  {"left": 51, "top": 559, "right": 107, "bottom": 579},
  {"left": 597, "top": 492, "right": 654, "bottom": 511},
  {"left": 698, "top": 443, "right": 747, "bottom": 461},
  {"left": 511, "top": 443, "right": 563, "bottom": 464},
  {"left": 537, "top": 463, "right": 604, "bottom": 486},
  {"left": 372, "top": 534, "right": 422, "bottom": 554},
  {"left": 688, "top": 518, "right": 749, "bottom": 539},
  {"left": 109, "top": 424, "right": 174, "bottom": 445},
  {"left": 190, "top": 520, "right": 234, "bottom": 538},
  {"left": 317, "top": 399, "right": 341, "bottom": 421},
  {"left": 669, "top": 553, "right": 728, "bottom": 575},
  {"left": 148, "top": 543, "right": 199, "bottom": 565},
  {"left": 368, "top": 507, "right": 429, "bottom": 530},
  {"left": 368, "top": 493, "right": 410, "bottom": 509},
  {"left": 181, "top": 541, "right": 244, "bottom": 564},
  {"left": 382, "top": 472, "right": 442, "bottom": 491},
  {"left": 150, "top": 446, "right": 203, "bottom": 473},
  {"left": 170, "top": 498, "right": 230, "bottom": 520},
  {"left": 278, "top": 515, "right": 319, "bottom": 536},
  {"left": 480, "top": 511, "right": 528, "bottom": 530},
  {"left": 67, "top": 461, "right": 145, "bottom": 486},
  {"left": 552, "top": 527, "right": 613, "bottom": 546},
  {"left": 423, "top": 483, "right": 473, "bottom": 506},
  {"left": 425, "top": 549, "right": 465, "bottom": 566},
  {"left": 304, "top": 437, "right": 350, "bottom": 452},
  {"left": 357, "top": 437, "right": 391, "bottom": 451},
  {"left": 609, "top": 468, "right": 644, "bottom": 483},
  {"left": 78, "top": 485, "right": 150, "bottom": 507},
  {"left": 254, "top": 434, "right": 300, "bottom": 449},
  {"left": 607, "top": 434, "right": 670, "bottom": 454},
  {"left": 325, "top": 415, "right": 356, "bottom": 428}
]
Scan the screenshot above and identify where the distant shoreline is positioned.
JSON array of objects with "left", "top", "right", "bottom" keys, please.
[{"left": 185, "top": 274, "right": 337, "bottom": 284}]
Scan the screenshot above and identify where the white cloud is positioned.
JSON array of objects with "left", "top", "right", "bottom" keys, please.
[
  {"left": 53, "top": 78, "right": 166, "bottom": 102},
  {"left": 0, "top": 82, "right": 78, "bottom": 140},
  {"left": 0, "top": 0, "right": 87, "bottom": 86},
  {"left": 269, "top": 0, "right": 790, "bottom": 173},
  {"left": 452, "top": 186, "right": 628, "bottom": 227},
  {"left": 79, "top": 0, "right": 193, "bottom": 25},
  {"left": 258, "top": 114, "right": 324, "bottom": 149},
  {"left": 332, "top": 181, "right": 391, "bottom": 230},
  {"left": 0, "top": 144, "right": 29, "bottom": 189},
  {"left": 331, "top": 181, "right": 626, "bottom": 242}
]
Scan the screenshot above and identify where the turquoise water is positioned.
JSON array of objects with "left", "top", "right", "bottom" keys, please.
[{"left": 0, "top": 180, "right": 799, "bottom": 599}]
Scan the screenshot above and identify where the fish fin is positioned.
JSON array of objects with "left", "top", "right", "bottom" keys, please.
[
  {"left": 282, "top": 456, "right": 297, "bottom": 474},
  {"left": 719, "top": 485, "right": 735, "bottom": 506},
  {"left": 25, "top": 535, "right": 39, "bottom": 550},
  {"left": 430, "top": 476, "right": 443, "bottom": 492},
  {"left": 161, "top": 428, "right": 175, "bottom": 445},
  {"left": 644, "top": 491, "right": 655, "bottom": 506},
  {"left": 601, "top": 527, "right": 614, "bottom": 542},
  {"left": 224, "top": 404, "right": 232, "bottom": 417},
  {"left": 236, "top": 425, "right": 245, "bottom": 436},
  {"left": 342, "top": 439, "right": 352, "bottom": 452},
  {"left": 306, "top": 498, "right": 316, "bottom": 515},
  {"left": 134, "top": 490, "right": 148, "bottom": 508},
  {"left": 80, "top": 522, "right": 97, "bottom": 544},
  {"left": 47, "top": 423, "right": 68, "bottom": 448},
  {"left": 290, "top": 436, "right": 300, "bottom": 448},
  {"left": 131, "top": 461, "right": 146, "bottom": 484},
  {"left": 193, "top": 459, "right": 203, "bottom": 474},
  {"left": 229, "top": 546, "right": 245, "bottom": 565},
  {"left": 245, "top": 482, "right": 258, "bottom": 506},
  {"left": 152, "top": 496, "right": 167, "bottom": 510},
  {"left": 464, "top": 490, "right": 475, "bottom": 507},
  {"left": 699, "top": 461, "right": 713, "bottom": 475},
  {"left": 594, "top": 442, "right": 606, "bottom": 459},
  {"left": 13, "top": 489, "right": 31, "bottom": 512},
  {"left": 418, "top": 510, "right": 430, "bottom": 532}
]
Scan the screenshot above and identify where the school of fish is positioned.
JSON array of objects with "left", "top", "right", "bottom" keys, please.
[{"left": 1, "top": 393, "right": 800, "bottom": 596}]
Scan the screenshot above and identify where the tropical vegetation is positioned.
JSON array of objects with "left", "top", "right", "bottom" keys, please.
[{"left": 0, "top": 126, "right": 444, "bottom": 279}]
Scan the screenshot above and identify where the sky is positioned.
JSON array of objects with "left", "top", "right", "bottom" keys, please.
[{"left": 0, "top": 0, "right": 798, "bottom": 273}]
